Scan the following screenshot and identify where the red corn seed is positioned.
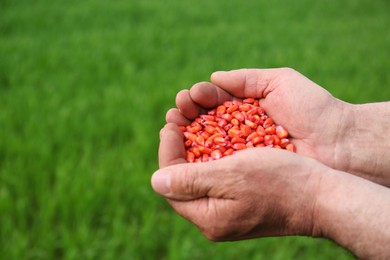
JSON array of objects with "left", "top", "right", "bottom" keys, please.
[
  {"left": 209, "top": 133, "right": 223, "bottom": 140},
  {"left": 214, "top": 145, "right": 227, "bottom": 154},
  {"left": 211, "top": 150, "right": 223, "bottom": 160},
  {"left": 203, "top": 120, "right": 218, "bottom": 127},
  {"left": 200, "top": 115, "right": 215, "bottom": 121},
  {"left": 216, "top": 105, "right": 226, "bottom": 116},
  {"left": 256, "top": 126, "right": 266, "bottom": 137},
  {"left": 246, "top": 142, "right": 254, "bottom": 148},
  {"left": 239, "top": 104, "right": 252, "bottom": 112},
  {"left": 252, "top": 115, "right": 263, "bottom": 125},
  {"left": 191, "top": 121, "right": 200, "bottom": 127},
  {"left": 226, "top": 104, "right": 238, "bottom": 113},
  {"left": 200, "top": 131, "right": 211, "bottom": 139},
  {"left": 231, "top": 118, "right": 240, "bottom": 126},
  {"left": 215, "top": 126, "right": 227, "bottom": 137},
  {"left": 241, "top": 111, "right": 247, "bottom": 118},
  {"left": 213, "top": 136, "right": 226, "bottom": 145},
  {"left": 246, "top": 131, "right": 259, "bottom": 141},
  {"left": 240, "top": 125, "right": 251, "bottom": 137},
  {"left": 196, "top": 136, "right": 205, "bottom": 146},
  {"left": 245, "top": 119, "right": 257, "bottom": 129},
  {"left": 205, "top": 137, "right": 214, "bottom": 148},
  {"left": 231, "top": 137, "right": 246, "bottom": 144},
  {"left": 186, "top": 151, "right": 195, "bottom": 162},
  {"left": 217, "top": 118, "right": 228, "bottom": 128},
  {"left": 204, "top": 125, "right": 217, "bottom": 134},
  {"left": 199, "top": 146, "right": 212, "bottom": 155},
  {"left": 221, "top": 113, "right": 233, "bottom": 122},
  {"left": 286, "top": 143, "right": 296, "bottom": 152},
  {"left": 263, "top": 118, "right": 274, "bottom": 128},
  {"left": 192, "top": 147, "right": 201, "bottom": 157},
  {"left": 247, "top": 107, "right": 259, "bottom": 116},
  {"left": 194, "top": 118, "right": 202, "bottom": 124},
  {"left": 275, "top": 125, "right": 289, "bottom": 139},
  {"left": 228, "top": 128, "right": 241, "bottom": 138},
  {"left": 257, "top": 107, "right": 265, "bottom": 115},
  {"left": 264, "top": 135, "right": 274, "bottom": 146},
  {"left": 273, "top": 134, "right": 281, "bottom": 146},
  {"left": 202, "top": 154, "right": 210, "bottom": 162},
  {"left": 182, "top": 98, "right": 296, "bottom": 162},
  {"left": 233, "top": 143, "right": 247, "bottom": 150},
  {"left": 187, "top": 125, "right": 202, "bottom": 133},
  {"left": 184, "top": 132, "right": 197, "bottom": 141},
  {"left": 243, "top": 97, "right": 255, "bottom": 104},
  {"left": 265, "top": 126, "right": 276, "bottom": 135},
  {"left": 252, "top": 136, "right": 264, "bottom": 145},
  {"left": 232, "top": 111, "right": 245, "bottom": 121},
  {"left": 232, "top": 100, "right": 242, "bottom": 106},
  {"left": 184, "top": 139, "right": 193, "bottom": 147},
  {"left": 223, "top": 123, "right": 233, "bottom": 131},
  {"left": 280, "top": 138, "right": 290, "bottom": 148},
  {"left": 224, "top": 148, "right": 235, "bottom": 156}
]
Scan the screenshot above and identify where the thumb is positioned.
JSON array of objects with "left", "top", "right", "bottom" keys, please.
[
  {"left": 211, "top": 68, "right": 288, "bottom": 99},
  {"left": 151, "top": 163, "right": 219, "bottom": 201}
]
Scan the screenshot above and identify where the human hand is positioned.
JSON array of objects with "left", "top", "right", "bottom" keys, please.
[
  {"left": 166, "top": 68, "right": 390, "bottom": 186},
  {"left": 152, "top": 123, "right": 327, "bottom": 240},
  {"left": 153, "top": 124, "right": 390, "bottom": 259}
]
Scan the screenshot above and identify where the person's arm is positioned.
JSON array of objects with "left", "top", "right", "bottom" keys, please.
[
  {"left": 341, "top": 102, "right": 390, "bottom": 186},
  {"left": 152, "top": 123, "right": 390, "bottom": 259},
  {"left": 314, "top": 167, "right": 390, "bottom": 259}
]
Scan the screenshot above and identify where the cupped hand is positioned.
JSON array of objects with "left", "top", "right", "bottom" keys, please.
[
  {"left": 166, "top": 68, "right": 353, "bottom": 175},
  {"left": 152, "top": 123, "right": 328, "bottom": 240}
]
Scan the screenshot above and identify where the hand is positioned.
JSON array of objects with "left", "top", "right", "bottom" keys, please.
[
  {"left": 153, "top": 124, "right": 390, "bottom": 259},
  {"left": 166, "top": 68, "right": 390, "bottom": 185},
  {"left": 153, "top": 123, "right": 327, "bottom": 240}
]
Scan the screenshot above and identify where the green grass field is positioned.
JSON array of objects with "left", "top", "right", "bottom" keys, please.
[{"left": 1, "top": 0, "right": 389, "bottom": 259}]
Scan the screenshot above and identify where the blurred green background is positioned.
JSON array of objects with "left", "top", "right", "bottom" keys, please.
[{"left": 1, "top": 0, "right": 389, "bottom": 259}]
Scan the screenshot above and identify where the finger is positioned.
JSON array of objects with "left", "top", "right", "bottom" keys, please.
[
  {"left": 165, "top": 108, "right": 191, "bottom": 126},
  {"left": 211, "top": 68, "right": 289, "bottom": 99},
  {"left": 152, "top": 156, "right": 238, "bottom": 201},
  {"left": 158, "top": 123, "right": 187, "bottom": 168},
  {"left": 176, "top": 89, "right": 201, "bottom": 120},
  {"left": 151, "top": 163, "right": 213, "bottom": 201},
  {"left": 189, "top": 82, "right": 233, "bottom": 109}
]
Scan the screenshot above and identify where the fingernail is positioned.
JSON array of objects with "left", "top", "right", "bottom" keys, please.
[{"left": 151, "top": 170, "right": 170, "bottom": 195}]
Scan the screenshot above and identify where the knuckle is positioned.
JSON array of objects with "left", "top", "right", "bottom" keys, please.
[
  {"left": 280, "top": 67, "right": 298, "bottom": 76},
  {"left": 180, "top": 167, "right": 199, "bottom": 195}
]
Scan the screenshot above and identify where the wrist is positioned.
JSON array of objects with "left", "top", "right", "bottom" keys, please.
[
  {"left": 340, "top": 102, "right": 390, "bottom": 185},
  {"left": 281, "top": 158, "right": 333, "bottom": 237},
  {"left": 326, "top": 100, "right": 355, "bottom": 173}
]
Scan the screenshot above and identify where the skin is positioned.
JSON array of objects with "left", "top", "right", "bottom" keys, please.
[
  {"left": 152, "top": 68, "right": 390, "bottom": 259},
  {"left": 167, "top": 68, "right": 390, "bottom": 186}
]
